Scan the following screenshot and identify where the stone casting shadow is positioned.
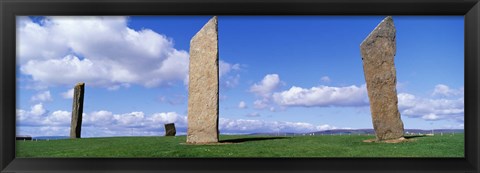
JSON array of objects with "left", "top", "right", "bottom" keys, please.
[
  {"left": 403, "top": 135, "right": 428, "bottom": 139},
  {"left": 220, "top": 137, "right": 290, "bottom": 143}
]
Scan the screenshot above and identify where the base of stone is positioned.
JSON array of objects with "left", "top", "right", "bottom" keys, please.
[
  {"left": 180, "top": 142, "right": 236, "bottom": 145},
  {"left": 363, "top": 137, "right": 411, "bottom": 143}
]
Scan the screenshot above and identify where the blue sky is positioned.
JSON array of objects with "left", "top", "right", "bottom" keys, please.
[{"left": 16, "top": 16, "right": 464, "bottom": 137}]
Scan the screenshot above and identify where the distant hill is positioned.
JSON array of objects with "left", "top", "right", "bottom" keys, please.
[
  {"left": 32, "top": 136, "right": 69, "bottom": 140},
  {"left": 248, "top": 129, "right": 464, "bottom": 136}
]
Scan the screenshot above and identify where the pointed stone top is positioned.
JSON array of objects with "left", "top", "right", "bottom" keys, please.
[
  {"left": 360, "top": 16, "right": 395, "bottom": 48},
  {"left": 76, "top": 82, "right": 85, "bottom": 86},
  {"left": 191, "top": 16, "right": 217, "bottom": 43}
]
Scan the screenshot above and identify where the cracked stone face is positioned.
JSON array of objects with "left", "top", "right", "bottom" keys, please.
[
  {"left": 360, "top": 16, "right": 404, "bottom": 141},
  {"left": 187, "top": 16, "right": 219, "bottom": 144},
  {"left": 70, "top": 82, "right": 85, "bottom": 139}
]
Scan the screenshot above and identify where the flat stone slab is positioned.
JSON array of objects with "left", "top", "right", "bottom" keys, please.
[
  {"left": 187, "top": 16, "right": 219, "bottom": 144},
  {"left": 360, "top": 16, "right": 404, "bottom": 141}
]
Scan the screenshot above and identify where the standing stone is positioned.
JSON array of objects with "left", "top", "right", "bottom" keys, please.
[
  {"left": 70, "top": 82, "right": 85, "bottom": 139},
  {"left": 164, "top": 123, "right": 176, "bottom": 136},
  {"left": 187, "top": 16, "right": 219, "bottom": 144},
  {"left": 360, "top": 16, "right": 404, "bottom": 141}
]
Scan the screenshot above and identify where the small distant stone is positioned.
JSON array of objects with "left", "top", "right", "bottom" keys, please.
[{"left": 164, "top": 123, "right": 176, "bottom": 136}]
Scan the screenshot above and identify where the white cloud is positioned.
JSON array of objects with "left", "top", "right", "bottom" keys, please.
[
  {"left": 272, "top": 84, "right": 368, "bottom": 107},
  {"left": 17, "top": 16, "right": 189, "bottom": 88},
  {"left": 238, "top": 101, "right": 247, "bottom": 109},
  {"left": 149, "top": 112, "right": 185, "bottom": 125},
  {"left": 250, "top": 74, "right": 281, "bottom": 98},
  {"left": 17, "top": 103, "right": 342, "bottom": 136},
  {"left": 17, "top": 103, "right": 190, "bottom": 137},
  {"left": 398, "top": 85, "right": 464, "bottom": 121},
  {"left": 30, "top": 91, "right": 52, "bottom": 102},
  {"left": 398, "top": 94, "right": 464, "bottom": 121},
  {"left": 432, "top": 84, "right": 463, "bottom": 97},
  {"left": 223, "top": 74, "right": 240, "bottom": 88},
  {"left": 219, "top": 60, "right": 242, "bottom": 89},
  {"left": 114, "top": 112, "right": 145, "bottom": 127},
  {"left": 320, "top": 76, "right": 331, "bottom": 83},
  {"left": 246, "top": 112, "right": 260, "bottom": 117},
  {"left": 253, "top": 99, "right": 269, "bottom": 109},
  {"left": 219, "top": 118, "right": 337, "bottom": 133},
  {"left": 422, "top": 113, "right": 440, "bottom": 121},
  {"left": 16, "top": 103, "right": 67, "bottom": 127},
  {"left": 45, "top": 110, "right": 71, "bottom": 126},
  {"left": 61, "top": 88, "right": 74, "bottom": 99},
  {"left": 30, "top": 103, "right": 47, "bottom": 116},
  {"left": 85, "top": 110, "right": 114, "bottom": 126},
  {"left": 219, "top": 60, "right": 240, "bottom": 78}
]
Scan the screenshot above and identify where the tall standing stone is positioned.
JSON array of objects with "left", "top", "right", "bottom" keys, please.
[
  {"left": 70, "top": 82, "right": 85, "bottom": 139},
  {"left": 360, "top": 16, "right": 404, "bottom": 141},
  {"left": 187, "top": 16, "right": 219, "bottom": 144},
  {"left": 164, "top": 123, "right": 176, "bottom": 136}
]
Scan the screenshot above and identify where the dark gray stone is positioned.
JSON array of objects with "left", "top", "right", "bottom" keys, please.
[
  {"left": 165, "top": 123, "right": 176, "bottom": 136},
  {"left": 70, "top": 82, "right": 85, "bottom": 139}
]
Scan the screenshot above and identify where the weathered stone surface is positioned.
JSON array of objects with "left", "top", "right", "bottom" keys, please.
[
  {"left": 360, "top": 16, "right": 404, "bottom": 141},
  {"left": 164, "top": 123, "right": 176, "bottom": 136},
  {"left": 70, "top": 82, "right": 85, "bottom": 139},
  {"left": 187, "top": 16, "right": 219, "bottom": 144}
]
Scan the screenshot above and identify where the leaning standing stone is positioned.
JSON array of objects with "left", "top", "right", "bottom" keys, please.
[
  {"left": 70, "top": 82, "right": 85, "bottom": 139},
  {"left": 360, "top": 16, "right": 404, "bottom": 141},
  {"left": 187, "top": 16, "right": 219, "bottom": 144},
  {"left": 164, "top": 123, "right": 176, "bottom": 136}
]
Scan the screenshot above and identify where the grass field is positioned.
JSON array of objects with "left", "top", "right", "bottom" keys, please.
[{"left": 16, "top": 134, "right": 464, "bottom": 158}]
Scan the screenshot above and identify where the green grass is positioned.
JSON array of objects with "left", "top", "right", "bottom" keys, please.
[{"left": 16, "top": 134, "right": 464, "bottom": 158}]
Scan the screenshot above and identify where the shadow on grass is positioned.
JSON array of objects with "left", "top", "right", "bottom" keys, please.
[
  {"left": 220, "top": 137, "right": 290, "bottom": 143},
  {"left": 404, "top": 135, "right": 428, "bottom": 139}
]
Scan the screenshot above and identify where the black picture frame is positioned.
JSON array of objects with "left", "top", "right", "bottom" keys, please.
[{"left": 1, "top": 0, "right": 479, "bottom": 172}]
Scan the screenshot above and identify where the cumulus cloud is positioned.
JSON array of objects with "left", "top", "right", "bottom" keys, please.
[
  {"left": 219, "top": 60, "right": 242, "bottom": 89},
  {"left": 223, "top": 74, "right": 240, "bottom": 88},
  {"left": 398, "top": 91, "right": 464, "bottom": 121},
  {"left": 61, "top": 88, "right": 74, "bottom": 99},
  {"left": 272, "top": 85, "right": 369, "bottom": 107},
  {"left": 17, "top": 103, "right": 343, "bottom": 136},
  {"left": 250, "top": 74, "right": 281, "bottom": 98},
  {"left": 248, "top": 74, "right": 282, "bottom": 110},
  {"left": 432, "top": 84, "right": 464, "bottom": 97},
  {"left": 219, "top": 118, "right": 337, "bottom": 133},
  {"left": 17, "top": 103, "right": 189, "bottom": 137},
  {"left": 320, "top": 76, "right": 331, "bottom": 83},
  {"left": 30, "top": 91, "right": 52, "bottom": 102},
  {"left": 246, "top": 112, "right": 260, "bottom": 117},
  {"left": 17, "top": 16, "right": 189, "bottom": 88},
  {"left": 16, "top": 103, "right": 66, "bottom": 127},
  {"left": 45, "top": 110, "right": 71, "bottom": 126},
  {"left": 219, "top": 60, "right": 240, "bottom": 78},
  {"left": 238, "top": 101, "right": 247, "bottom": 109},
  {"left": 253, "top": 99, "right": 269, "bottom": 109},
  {"left": 30, "top": 103, "right": 47, "bottom": 116},
  {"left": 149, "top": 112, "right": 186, "bottom": 125}
]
